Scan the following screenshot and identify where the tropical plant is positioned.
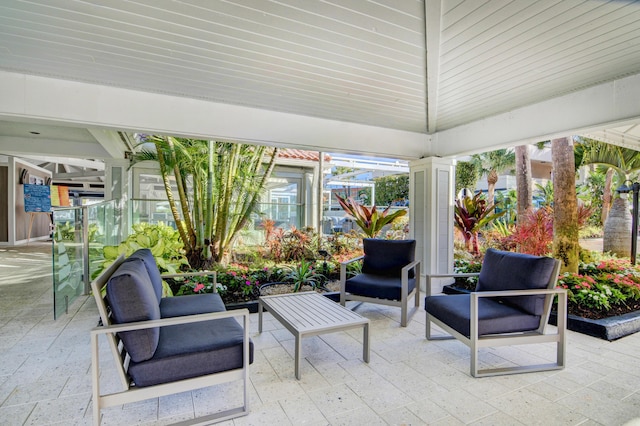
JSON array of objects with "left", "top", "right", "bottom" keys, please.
[
  {"left": 335, "top": 194, "right": 407, "bottom": 238},
  {"left": 283, "top": 259, "right": 324, "bottom": 292},
  {"left": 534, "top": 181, "right": 554, "bottom": 207},
  {"left": 576, "top": 137, "right": 640, "bottom": 254},
  {"left": 134, "top": 136, "right": 278, "bottom": 269},
  {"left": 454, "top": 191, "right": 505, "bottom": 255},
  {"left": 471, "top": 149, "right": 516, "bottom": 207},
  {"left": 577, "top": 170, "right": 605, "bottom": 226},
  {"left": 505, "top": 207, "right": 554, "bottom": 256},
  {"left": 95, "top": 222, "right": 188, "bottom": 295}
]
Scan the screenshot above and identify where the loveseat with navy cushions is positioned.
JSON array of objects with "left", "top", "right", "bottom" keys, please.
[{"left": 90, "top": 249, "right": 252, "bottom": 425}]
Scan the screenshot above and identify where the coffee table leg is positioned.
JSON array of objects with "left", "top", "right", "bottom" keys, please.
[
  {"left": 363, "top": 322, "right": 370, "bottom": 363},
  {"left": 258, "top": 301, "right": 263, "bottom": 333},
  {"left": 295, "top": 334, "right": 302, "bottom": 380}
]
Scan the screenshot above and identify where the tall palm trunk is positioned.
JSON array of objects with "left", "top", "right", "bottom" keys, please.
[
  {"left": 515, "top": 145, "right": 532, "bottom": 222},
  {"left": 601, "top": 168, "right": 614, "bottom": 225},
  {"left": 552, "top": 137, "right": 579, "bottom": 273},
  {"left": 487, "top": 169, "right": 498, "bottom": 207}
]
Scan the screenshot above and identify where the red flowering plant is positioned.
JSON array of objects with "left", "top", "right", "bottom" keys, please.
[{"left": 557, "top": 257, "right": 640, "bottom": 314}]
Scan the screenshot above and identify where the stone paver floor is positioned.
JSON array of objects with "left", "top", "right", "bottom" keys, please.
[{"left": 1, "top": 242, "right": 640, "bottom": 425}]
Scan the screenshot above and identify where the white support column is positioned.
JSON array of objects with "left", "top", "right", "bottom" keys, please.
[
  {"left": 105, "top": 159, "right": 132, "bottom": 242},
  {"left": 409, "top": 157, "right": 455, "bottom": 294}
]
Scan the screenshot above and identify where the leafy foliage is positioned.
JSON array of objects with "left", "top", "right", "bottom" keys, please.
[
  {"left": 455, "top": 161, "right": 480, "bottom": 195},
  {"left": 283, "top": 259, "right": 324, "bottom": 292},
  {"left": 133, "top": 136, "right": 278, "bottom": 268},
  {"left": 335, "top": 194, "right": 407, "bottom": 238},
  {"left": 454, "top": 192, "right": 505, "bottom": 255},
  {"left": 557, "top": 258, "right": 640, "bottom": 311},
  {"left": 263, "top": 222, "right": 318, "bottom": 262},
  {"left": 96, "top": 223, "right": 188, "bottom": 295},
  {"left": 504, "top": 207, "right": 554, "bottom": 256},
  {"left": 374, "top": 174, "right": 409, "bottom": 206}
]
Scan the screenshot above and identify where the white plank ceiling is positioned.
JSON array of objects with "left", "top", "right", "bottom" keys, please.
[{"left": 1, "top": 0, "right": 640, "bottom": 159}]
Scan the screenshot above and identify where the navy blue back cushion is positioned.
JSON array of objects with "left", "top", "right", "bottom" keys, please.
[
  {"left": 128, "top": 248, "right": 163, "bottom": 303},
  {"left": 106, "top": 259, "right": 160, "bottom": 362},
  {"left": 362, "top": 238, "right": 416, "bottom": 278},
  {"left": 476, "top": 248, "right": 558, "bottom": 315}
]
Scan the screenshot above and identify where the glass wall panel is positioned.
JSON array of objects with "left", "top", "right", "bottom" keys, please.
[
  {"left": 52, "top": 199, "right": 120, "bottom": 319},
  {"left": 52, "top": 207, "right": 84, "bottom": 319}
]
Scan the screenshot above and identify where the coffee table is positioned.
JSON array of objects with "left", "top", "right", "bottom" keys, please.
[{"left": 258, "top": 291, "right": 370, "bottom": 379}]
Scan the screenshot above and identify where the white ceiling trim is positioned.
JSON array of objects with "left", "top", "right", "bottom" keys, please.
[
  {"left": 432, "top": 72, "right": 640, "bottom": 157},
  {"left": 0, "top": 70, "right": 429, "bottom": 160},
  {"left": 424, "top": 0, "right": 442, "bottom": 133},
  {"left": 18, "top": 155, "right": 105, "bottom": 170},
  {"left": 0, "top": 135, "right": 110, "bottom": 159},
  {"left": 87, "top": 129, "right": 127, "bottom": 159}
]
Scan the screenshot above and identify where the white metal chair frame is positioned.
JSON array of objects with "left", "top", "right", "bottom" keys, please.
[
  {"left": 90, "top": 255, "right": 250, "bottom": 425},
  {"left": 340, "top": 256, "right": 421, "bottom": 327},
  {"left": 425, "top": 260, "right": 566, "bottom": 378}
]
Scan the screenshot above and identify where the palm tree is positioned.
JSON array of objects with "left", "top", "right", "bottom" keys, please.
[
  {"left": 552, "top": 137, "right": 579, "bottom": 273},
  {"left": 134, "top": 136, "right": 278, "bottom": 269},
  {"left": 576, "top": 137, "right": 640, "bottom": 257},
  {"left": 514, "top": 145, "right": 532, "bottom": 222},
  {"left": 471, "top": 149, "right": 516, "bottom": 207}
]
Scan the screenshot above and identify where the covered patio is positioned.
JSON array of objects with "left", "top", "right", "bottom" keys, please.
[{"left": 1, "top": 243, "right": 640, "bottom": 425}]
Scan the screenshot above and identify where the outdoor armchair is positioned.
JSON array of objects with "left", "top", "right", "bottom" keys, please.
[
  {"left": 425, "top": 248, "right": 565, "bottom": 377},
  {"left": 340, "top": 238, "right": 420, "bottom": 327}
]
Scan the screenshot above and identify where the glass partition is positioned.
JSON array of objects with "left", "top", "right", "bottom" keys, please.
[
  {"left": 52, "top": 206, "right": 84, "bottom": 319},
  {"left": 52, "top": 199, "right": 120, "bottom": 319}
]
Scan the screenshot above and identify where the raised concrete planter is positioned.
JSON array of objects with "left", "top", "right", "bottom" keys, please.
[{"left": 549, "top": 310, "right": 640, "bottom": 341}]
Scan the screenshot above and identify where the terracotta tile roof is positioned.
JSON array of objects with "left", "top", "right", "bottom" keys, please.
[{"left": 277, "top": 149, "right": 331, "bottom": 162}]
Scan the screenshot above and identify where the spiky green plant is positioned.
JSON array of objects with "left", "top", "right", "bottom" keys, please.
[{"left": 335, "top": 194, "right": 407, "bottom": 238}]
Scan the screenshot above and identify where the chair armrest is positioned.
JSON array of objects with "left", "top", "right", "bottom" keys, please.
[
  {"left": 91, "top": 308, "right": 248, "bottom": 336},
  {"left": 471, "top": 288, "right": 565, "bottom": 298},
  {"left": 339, "top": 255, "right": 364, "bottom": 292},
  {"left": 426, "top": 272, "right": 479, "bottom": 296},
  {"left": 427, "top": 273, "right": 480, "bottom": 278},
  {"left": 469, "top": 288, "right": 568, "bottom": 338},
  {"left": 401, "top": 260, "right": 421, "bottom": 275},
  {"left": 340, "top": 256, "right": 364, "bottom": 267}
]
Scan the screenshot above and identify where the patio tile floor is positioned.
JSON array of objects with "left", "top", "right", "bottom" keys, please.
[{"left": 1, "top": 243, "right": 640, "bottom": 425}]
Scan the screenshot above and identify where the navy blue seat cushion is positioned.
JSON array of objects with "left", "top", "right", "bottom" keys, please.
[
  {"left": 346, "top": 273, "right": 416, "bottom": 301},
  {"left": 159, "top": 293, "right": 226, "bottom": 318},
  {"left": 127, "top": 248, "right": 163, "bottom": 303},
  {"left": 106, "top": 259, "right": 160, "bottom": 363},
  {"left": 476, "top": 248, "right": 557, "bottom": 315},
  {"left": 425, "top": 294, "right": 541, "bottom": 337},
  {"left": 127, "top": 317, "right": 254, "bottom": 387},
  {"left": 361, "top": 238, "right": 416, "bottom": 278}
]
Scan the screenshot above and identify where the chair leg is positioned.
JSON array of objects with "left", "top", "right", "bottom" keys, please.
[
  {"left": 470, "top": 340, "right": 479, "bottom": 378},
  {"left": 400, "top": 303, "right": 407, "bottom": 327}
]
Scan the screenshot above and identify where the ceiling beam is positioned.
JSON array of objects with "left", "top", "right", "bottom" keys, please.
[
  {"left": 87, "top": 129, "right": 128, "bottom": 159},
  {"left": 0, "top": 71, "right": 429, "bottom": 160},
  {"left": 18, "top": 155, "right": 105, "bottom": 170},
  {"left": 0, "top": 136, "right": 111, "bottom": 159},
  {"left": 432, "top": 73, "right": 640, "bottom": 157}
]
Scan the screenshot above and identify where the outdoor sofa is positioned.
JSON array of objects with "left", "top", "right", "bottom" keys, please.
[{"left": 90, "top": 248, "right": 252, "bottom": 425}]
